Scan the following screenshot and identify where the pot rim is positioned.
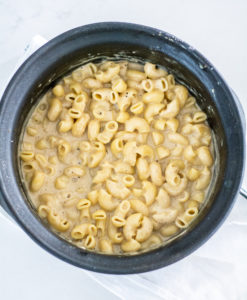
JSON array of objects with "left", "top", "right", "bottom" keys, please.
[{"left": 0, "top": 22, "right": 245, "bottom": 274}]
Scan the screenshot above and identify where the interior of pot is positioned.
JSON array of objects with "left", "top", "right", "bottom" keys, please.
[{"left": 14, "top": 43, "right": 225, "bottom": 250}]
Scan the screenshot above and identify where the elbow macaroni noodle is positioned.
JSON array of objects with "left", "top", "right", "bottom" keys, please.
[{"left": 19, "top": 60, "right": 215, "bottom": 254}]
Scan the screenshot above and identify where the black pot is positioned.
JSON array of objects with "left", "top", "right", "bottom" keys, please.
[{"left": 0, "top": 22, "right": 245, "bottom": 274}]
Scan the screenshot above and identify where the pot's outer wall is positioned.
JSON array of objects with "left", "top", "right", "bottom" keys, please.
[{"left": 0, "top": 22, "right": 245, "bottom": 274}]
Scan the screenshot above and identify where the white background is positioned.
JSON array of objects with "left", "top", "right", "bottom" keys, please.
[{"left": 0, "top": 1, "right": 247, "bottom": 299}]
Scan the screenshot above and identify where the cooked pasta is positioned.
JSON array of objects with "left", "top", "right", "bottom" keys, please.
[{"left": 19, "top": 59, "right": 215, "bottom": 254}]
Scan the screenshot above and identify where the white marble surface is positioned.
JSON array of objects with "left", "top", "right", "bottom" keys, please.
[{"left": 0, "top": 0, "right": 247, "bottom": 299}]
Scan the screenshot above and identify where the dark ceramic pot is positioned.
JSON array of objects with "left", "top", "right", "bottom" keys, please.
[{"left": 0, "top": 22, "right": 245, "bottom": 274}]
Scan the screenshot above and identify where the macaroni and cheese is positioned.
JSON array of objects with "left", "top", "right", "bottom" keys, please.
[{"left": 19, "top": 60, "right": 214, "bottom": 254}]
